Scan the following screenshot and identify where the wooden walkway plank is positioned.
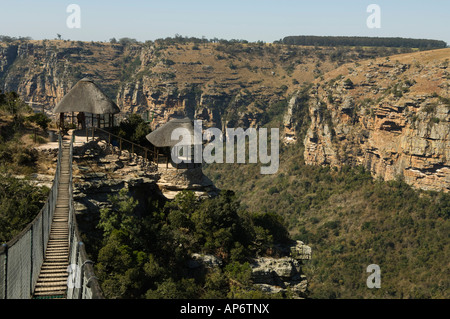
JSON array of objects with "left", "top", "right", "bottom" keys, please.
[{"left": 33, "top": 142, "right": 71, "bottom": 299}]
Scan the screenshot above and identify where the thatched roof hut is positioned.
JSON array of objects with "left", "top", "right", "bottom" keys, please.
[
  {"left": 53, "top": 78, "right": 120, "bottom": 114},
  {"left": 146, "top": 117, "right": 200, "bottom": 148}
]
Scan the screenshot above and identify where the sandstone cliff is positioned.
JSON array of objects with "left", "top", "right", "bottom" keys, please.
[
  {"left": 297, "top": 48, "right": 450, "bottom": 192},
  {"left": 4, "top": 39, "right": 445, "bottom": 190},
  {"left": 1, "top": 39, "right": 400, "bottom": 130}
]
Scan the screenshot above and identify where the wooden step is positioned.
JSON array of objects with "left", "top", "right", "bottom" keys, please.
[
  {"left": 39, "top": 268, "right": 67, "bottom": 273},
  {"left": 47, "top": 242, "right": 68, "bottom": 246},
  {"left": 38, "top": 273, "right": 68, "bottom": 278},
  {"left": 37, "top": 276, "right": 68, "bottom": 284},
  {"left": 47, "top": 243, "right": 68, "bottom": 247},
  {"left": 44, "top": 259, "right": 68, "bottom": 264},
  {"left": 39, "top": 270, "right": 68, "bottom": 275},
  {"left": 35, "top": 285, "right": 67, "bottom": 292},
  {"left": 46, "top": 250, "right": 68, "bottom": 255},
  {"left": 49, "top": 236, "right": 68, "bottom": 240},
  {"left": 39, "top": 267, "right": 68, "bottom": 273},
  {"left": 34, "top": 291, "right": 67, "bottom": 296},
  {"left": 46, "top": 247, "right": 68, "bottom": 251},
  {"left": 47, "top": 240, "right": 68, "bottom": 245},
  {"left": 45, "top": 252, "right": 69, "bottom": 262},
  {"left": 46, "top": 254, "right": 69, "bottom": 259}
]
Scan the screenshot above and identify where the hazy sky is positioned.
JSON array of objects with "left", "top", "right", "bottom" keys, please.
[{"left": 0, "top": 0, "right": 449, "bottom": 44}]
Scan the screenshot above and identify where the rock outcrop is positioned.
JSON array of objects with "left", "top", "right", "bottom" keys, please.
[
  {"left": 251, "top": 257, "right": 308, "bottom": 297},
  {"left": 250, "top": 241, "right": 311, "bottom": 298},
  {"left": 186, "top": 240, "right": 312, "bottom": 298},
  {"left": 157, "top": 166, "right": 219, "bottom": 199}
]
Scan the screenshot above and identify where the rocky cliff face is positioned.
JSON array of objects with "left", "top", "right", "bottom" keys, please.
[
  {"left": 0, "top": 41, "right": 125, "bottom": 110},
  {"left": 297, "top": 48, "right": 450, "bottom": 192},
  {"left": 4, "top": 39, "right": 445, "bottom": 190},
  {"left": 1, "top": 39, "right": 395, "bottom": 130}
]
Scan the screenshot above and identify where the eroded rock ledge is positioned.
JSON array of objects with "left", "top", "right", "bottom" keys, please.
[{"left": 187, "top": 241, "right": 312, "bottom": 298}]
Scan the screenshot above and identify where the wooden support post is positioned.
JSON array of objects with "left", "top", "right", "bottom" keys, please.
[
  {"left": 86, "top": 126, "right": 88, "bottom": 142},
  {"left": 129, "top": 142, "right": 131, "bottom": 160},
  {"left": 60, "top": 113, "right": 65, "bottom": 134}
]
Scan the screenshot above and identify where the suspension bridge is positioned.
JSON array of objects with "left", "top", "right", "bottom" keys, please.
[{"left": 0, "top": 132, "right": 103, "bottom": 299}]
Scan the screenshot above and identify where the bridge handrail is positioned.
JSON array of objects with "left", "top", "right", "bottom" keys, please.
[
  {"left": 0, "top": 134, "right": 63, "bottom": 299},
  {"left": 67, "top": 133, "right": 104, "bottom": 299}
]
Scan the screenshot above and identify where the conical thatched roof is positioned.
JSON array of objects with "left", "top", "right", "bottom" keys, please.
[
  {"left": 53, "top": 78, "right": 120, "bottom": 114},
  {"left": 146, "top": 117, "right": 201, "bottom": 147}
]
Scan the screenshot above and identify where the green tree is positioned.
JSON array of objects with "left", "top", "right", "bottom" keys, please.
[
  {"left": 192, "top": 190, "right": 252, "bottom": 259},
  {"left": 115, "top": 113, "right": 151, "bottom": 145},
  {"left": 97, "top": 188, "right": 139, "bottom": 239},
  {"left": 0, "top": 174, "right": 49, "bottom": 242},
  {"left": 26, "top": 113, "right": 51, "bottom": 131}
]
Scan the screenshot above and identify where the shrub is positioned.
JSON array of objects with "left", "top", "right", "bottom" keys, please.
[
  {"left": 0, "top": 175, "right": 49, "bottom": 242},
  {"left": 343, "top": 78, "right": 354, "bottom": 89},
  {"left": 26, "top": 113, "right": 51, "bottom": 131},
  {"left": 114, "top": 113, "right": 151, "bottom": 145}
]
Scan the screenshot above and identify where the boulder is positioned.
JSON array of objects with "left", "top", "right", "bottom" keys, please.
[
  {"left": 187, "top": 253, "right": 223, "bottom": 269},
  {"left": 250, "top": 256, "right": 308, "bottom": 298}
]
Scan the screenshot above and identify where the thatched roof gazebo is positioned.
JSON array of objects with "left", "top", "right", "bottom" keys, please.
[
  {"left": 146, "top": 118, "right": 198, "bottom": 148},
  {"left": 146, "top": 117, "right": 201, "bottom": 168},
  {"left": 53, "top": 77, "right": 120, "bottom": 130}
]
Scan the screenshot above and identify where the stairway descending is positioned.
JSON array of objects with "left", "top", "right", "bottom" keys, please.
[{"left": 33, "top": 142, "right": 71, "bottom": 299}]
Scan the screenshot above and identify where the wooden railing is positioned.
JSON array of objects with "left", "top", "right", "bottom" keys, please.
[
  {"left": 85, "top": 126, "right": 171, "bottom": 167},
  {"left": 84, "top": 126, "right": 202, "bottom": 170}
]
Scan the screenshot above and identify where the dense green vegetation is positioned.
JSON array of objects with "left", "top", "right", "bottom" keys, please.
[
  {"left": 0, "top": 174, "right": 49, "bottom": 243},
  {"left": 204, "top": 80, "right": 449, "bottom": 298},
  {"left": 203, "top": 140, "right": 450, "bottom": 299},
  {"left": 111, "top": 113, "right": 151, "bottom": 145},
  {"left": 93, "top": 189, "right": 292, "bottom": 299},
  {"left": 279, "top": 36, "right": 447, "bottom": 49},
  {"left": 106, "top": 34, "right": 447, "bottom": 50}
]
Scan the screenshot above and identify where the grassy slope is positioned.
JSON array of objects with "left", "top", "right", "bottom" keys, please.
[{"left": 0, "top": 113, "right": 51, "bottom": 242}]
